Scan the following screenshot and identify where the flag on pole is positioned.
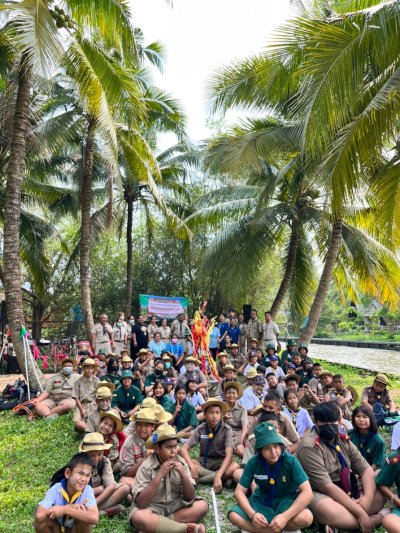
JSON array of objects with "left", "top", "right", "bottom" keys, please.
[{"left": 19, "top": 326, "right": 29, "bottom": 339}]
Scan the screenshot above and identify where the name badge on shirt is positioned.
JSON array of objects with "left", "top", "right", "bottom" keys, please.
[
  {"left": 254, "top": 474, "right": 269, "bottom": 480},
  {"left": 200, "top": 435, "right": 210, "bottom": 440}
]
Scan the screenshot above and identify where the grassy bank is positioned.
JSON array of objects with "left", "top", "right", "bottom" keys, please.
[{"left": 0, "top": 361, "right": 399, "bottom": 532}]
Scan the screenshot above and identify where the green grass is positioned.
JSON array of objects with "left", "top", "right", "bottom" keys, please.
[{"left": 0, "top": 359, "right": 398, "bottom": 532}]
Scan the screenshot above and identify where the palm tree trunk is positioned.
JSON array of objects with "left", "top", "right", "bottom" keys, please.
[
  {"left": 80, "top": 116, "right": 96, "bottom": 340},
  {"left": 270, "top": 219, "right": 300, "bottom": 318},
  {"left": 298, "top": 220, "right": 342, "bottom": 344},
  {"left": 31, "top": 296, "right": 44, "bottom": 341},
  {"left": 3, "top": 56, "right": 44, "bottom": 389},
  {"left": 125, "top": 196, "right": 134, "bottom": 314}
]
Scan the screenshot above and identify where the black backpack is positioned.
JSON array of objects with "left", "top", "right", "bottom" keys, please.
[{"left": 50, "top": 459, "right": 104, "bottom": 487}]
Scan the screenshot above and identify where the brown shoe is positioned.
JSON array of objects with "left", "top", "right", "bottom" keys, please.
[{"left": 101, "top": 504, "right": 125, "bottom": 517}]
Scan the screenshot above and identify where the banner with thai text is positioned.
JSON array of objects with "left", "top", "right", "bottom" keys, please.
[{"left": 139, "top": 294, "right": 189, "bottom": 318}]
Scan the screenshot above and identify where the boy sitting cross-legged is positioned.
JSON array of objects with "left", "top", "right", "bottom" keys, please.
[
  {"left": 180, "top": 398, "right": 240, "bottom": 493},
  {"left": 130, "top": 424, "right": 208, "bottom": 533},
  {"left": 34, "top": 452, "right": 98, "bottom": 532},
  {"left": 78, "top": 432, "right": 130, "bottom": 517}
]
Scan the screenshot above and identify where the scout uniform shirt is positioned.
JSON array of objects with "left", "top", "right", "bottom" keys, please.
[
  {"left": 46, "top": 371, "right": 80, "bottom": 401},
  {"left": 186, "top": 421, "right": 234, "bottom": 467},
  {"left": 158, "top": 394, "right": 176, "bottom": 415},
  {"left": 170, "top": 318, "right": 188, "bottom": 340},
  {"left": 230, "top": 452, "right": 309, "bottom": 521},
  {"left": 348, "top": 429, "right": 386, "bottom": 468},
  {"left": 376, "top": 451, "right": 400, "bottom": 515},
  {"left": 262, "top": 320, "right": 280, "bottom": 346},
  {"left": 92, "top": 457, "right": 115, "bottom": 488},
  {"left": 72, "top": 375, "right": 100, "bottom": 405},
  {"left": 85, "top": 409, "right": 101, "bottom": 433},
  {"left": 247, "top": 318, "right": 262, "bottom": 341},
  {"left": 130, "top": 454, "right": 196, "bottom": 517},
  {"left": 147, "top": 323, "right": 159, "bottom": 342},
  {"left": 177, "top": 368, "right": 207, "bottom": 388},
  {"left": 225, "top": 401, "right": 248, "bottom": 446},
  {"left": 296, "top": 428, "right": 369, "bottom": 493},
  {"left": 119, "top": 432, "right": 147, "bottom": 475},
  {"left": 112, "top": 384, "right": 143, "bottom": 414},
  {"left": 362, "top": 385, "right": 393, "bottom": 409},
  {"left": 247, "top": 412, "right": 299, "bottom": 445},
  {"left": 326, "top": 387, "right": 353, "bottom": 420},
  {"left": 283, "top": 407, "right": 313, "bottom": 438},
  {"left": 229, "top": 352, "right": 246, "bottom": 371},
  {"left": 92, "top": 322, "right": 112, "bottom": 354}
]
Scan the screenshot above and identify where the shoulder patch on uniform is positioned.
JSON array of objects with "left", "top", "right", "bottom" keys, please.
[
  {"left": 314, "top": 435, "right": 321, "bottom": 447},
  {"left": 339, "top": 433, "right": 350, "bottom": 441},
  {"left": 387, "top": 454, "right": 400, "bottom": 465}
]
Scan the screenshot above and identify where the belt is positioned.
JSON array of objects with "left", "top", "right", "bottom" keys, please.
[{"left": 97, "top": 340, "right": 109, "bottom": 343}]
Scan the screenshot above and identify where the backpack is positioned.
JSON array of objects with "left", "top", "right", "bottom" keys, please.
[
  {"left": 50, "top": 459, "right": 104, "bottom": 487},
  {"left": 373, "top": 402, "right": 388, "bottom": 426}
]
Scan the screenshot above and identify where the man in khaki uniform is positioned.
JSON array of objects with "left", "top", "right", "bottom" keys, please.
[
  {"left": 92, "top": 313, "right": 114, "bottom": 355},
  {"left": 296, "top": 401, "right": 385, "bottom": 532},
  {"left": 72, "top": 357, "right": 100, "bottom": 431},
  {"left": 130, "top": 425, "right": 208, "bottom": 533},
  {"left": 261, "top": 311, "right": 280, "bottom": 350},
  {"left": 170, "top": 312, "right": 189, "bottom": 354},
  {"left": 246, "top": 309, "right": 262, "bottom": 342},
  {"left": 228, "top": 344, "right": 246, "bottom": 374},
  {"left": 33, "top": 358, "right": 80, "bottom": 420}
]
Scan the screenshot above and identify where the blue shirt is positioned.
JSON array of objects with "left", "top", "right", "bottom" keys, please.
[
  {"left": 209, "top": 326, "right": 219, "bottom": 349},
  {"left": 227, "top": 326, "right": 241, "bottom": 344},
  {"left": 148, "top": 340, "right": 166, "bottom": 357},
  {"left": 166, "top": 342, "right": 184, "bottom": 358},
  {"left": 39, "top": 480, "right": 96, "bottom": 527}
]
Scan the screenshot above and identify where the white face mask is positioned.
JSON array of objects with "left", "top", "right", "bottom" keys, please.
[{"left": 62, "top": 366, "right": 73, "bottom": 376}]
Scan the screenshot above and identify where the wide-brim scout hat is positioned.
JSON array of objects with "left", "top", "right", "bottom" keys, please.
[
  {"left": 287, "top": 339, "right": 297, "bottom": 347},
  {"left": 121, "top": 355, "right": 132, "bottom": 363},
  {"left": 255, "top": 423, "right": 284, "bottom": 450},
  {"left": 81, "top": 357, "right": 95, "bottom": 367},
  {"left": 298, "top": 343, "right": 309, "bottom": 352},
  {"left": 145, "top": 424, "right": 177, "bottom": 449},
  {"left": 230, "top": 343, "right": 239, "bottom": 349},
  {"left": 138, "top": 348, "right": 148, "bottom": 355},
  {"left": 184, "top": 356, "right": 200, "bottom": 365},
  {"left": 98, "top": 381, "right": 116, "bottom": 392},
  {"left": 100, "top": 409, "right": 123, "bottom": 434},
  {"left": 250, "top": 338, "right": 260, "bottom": 345},
  {"left": 61, "top": 357, "right": 76, "bottom": 367},
  {"left": 348, "top": 386, "right": 359, "bottom": 404},
  {"left": 223, "top": 380, "right": 243, "bottom": 398},
  {"left": 120, "top": 370, "right": 134, "bottom": 382},
  {"left": 217, "top": 351, "right": 228, "bottom": 359},
  {"left": 246, "top": 368, "right": 258, "bottom": 379},
  {"left": 130, "top": 407, "right": 159, "bottom": 424},
  {"left": 284, "top": 373, "right": 301, "bottom": 383},
  {"left": 223, "top": 364, "right": 235, "bottom": 372},
  {"left": 96, "top": 386, "right": 113, "bottom": 399},
  {"left": 201, "top": 398, "right": 229, "bottom": 416},
  {"left": 79, "top": 432, "right": 112, "bottom": 452},
  {"left": 141, "top": 397, "right": 157, "bottom": 409},
  {"left": 153, "top": 404, "right": 173, "bottom": 423},
  {"left": 319, "top": 370, "right": 334, "bottom": 379},
  {"left": 266, "top": 344, "right": 277, "bottom": 352},
  {"left": 374, "top": 373, "right": 390, "bottom": 386}
]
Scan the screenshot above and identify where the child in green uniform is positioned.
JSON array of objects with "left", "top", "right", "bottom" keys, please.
[
  {"left": 229, "top": 423, "right": 313, "bottom": 533},
  {"left": 349, "top": 406, "right": 386, "bottom": 470},
  {"left": 153, "top": 379, "right": 175, "bottom": 414},
  {"left": 112, "top": 370, "right": 143, "bottom": 422},
  {"left": 377, "top": 448, "right": 400, "bottom": 532},
  {"left": 171, "top": 384, "right": 199, "bottom": 435}
]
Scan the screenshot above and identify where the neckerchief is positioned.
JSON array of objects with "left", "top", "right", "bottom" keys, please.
[
  {"left": 357, "top": 431, "right": 375, "bottom": 457},
  {"left": 259, "top": 454, "right": 283, "bottom": 507},
  {"left": 288, "top": 408, "right": 300, "bottom": 428},
  {"left": 203, "top": 421, "right": 222, "bottom": 467},
  {"left": 60, "top": 478, "right": 82, "bottom": 532}
]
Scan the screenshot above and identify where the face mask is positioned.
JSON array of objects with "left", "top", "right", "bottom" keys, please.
[
  {"left": 62, "top": 366, "right": 73, "bottom": 376},
  {"left": 111, "top": 365, "right": 119, "bottom": 371},
  {"left": 171, "top": 338, "right": 178, "bottom": 344},
  {"left": 117, "top": 322, "right": 123, "bottom": 327},
  {"left": 129, "top": 320, "right": 135, "bottom": 325},
  {"left": 155, "top": 368, "right": 164, "bottom": 375},
  {"left": 318, "top": 423, "right": 339, "bottom": 442},
  {"left": 165, "top": 362, "right": 171, "bottom": 369}
]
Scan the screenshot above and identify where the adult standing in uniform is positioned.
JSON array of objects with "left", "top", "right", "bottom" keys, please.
[
  {"left": 170, "top": 312, "right": 189, "bottom": 355},
  {"left": 246, "top": 310, "right": 262, "bottom": 345},
  {"left": 112, "top": 316, "right": 128, "bottom": 356},
  {"left": 237, "top": 313, "right": 248, "bottom": 356},
  {"left": 131, "top": 315, "right": 148, "bottom": 360},
  {"left": 92, "top": 313, "right": 114, "bottom": 355},
  {"left": 261, "top": 311, "right": 280, "bottom": 351}
]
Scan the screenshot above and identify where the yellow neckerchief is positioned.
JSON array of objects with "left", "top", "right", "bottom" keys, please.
[{"left": 60, "top": 479, "right": 82, "bottom": 532}]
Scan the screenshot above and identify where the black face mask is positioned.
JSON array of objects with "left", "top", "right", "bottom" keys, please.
[
  {"left": 155, "top": 369, "right": 164, "bottom": 376},
  {"left": 318, "top": 423, "right": 339, "bottom": 442},
  {"left": 111, "top": 365, "right": 119, "bottom": 371}
]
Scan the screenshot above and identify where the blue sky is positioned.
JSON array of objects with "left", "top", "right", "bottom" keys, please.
[{"left": 131, "top": 0, "right": 292, "bottom": 142}]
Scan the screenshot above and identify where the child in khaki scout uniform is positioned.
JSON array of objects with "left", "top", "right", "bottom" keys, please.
[
  {"left": 180, "top": 398, "right": 240, "bottom": 493},
  {"left": 98, "top": 409, "right": 124, "bottom": 471},
  {"left": 119, "top": 408, "right": 159, "bottom": 487},
  {"left": 79, "top": 433, "right": 130, "bottom": 517},
  {"left": 376, "top": 447, "right": 400, "bottom": 532},
  {"left": 72, "top": 358, "right": 100, "bottom": 432},
  {"left": 229, "top": 423, "right": 313, "bottom": 533},
  {"left": 34, "top": 453, "right": 98, "bottom": 532},
  {"left": 85, "top": 385, "right": 114, "bottom": 433},
  {"left": 296, "top": 401, "right": 386, "bottom": 533},
  {"left": 247, "top": 392, "right": 300, "bottom": 454},
  {"left": 216, "top": 363, "right": 236, "bottom": 397},
  {"left": 130, "top": 425, "right": 208, "bottom": 533},
  {"left": 223, "top": 381, "right": 247, "bottom": 458},
  {"left": 33, "top": 358, "right": 80, "bottom": 420},
  {"left": 324, "top": 374, "right": 354, "bottom": 421}
]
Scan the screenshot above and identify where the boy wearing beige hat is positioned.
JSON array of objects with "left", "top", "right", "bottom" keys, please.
[
  {"left": 72, "top": 358, "right": 100, "bottom": 432},
  {"left": 130, "top": 425, "right": 208, "bottom": 533},
  {"left": 79, "top": 432, "right": 130, "bottom": 517},
  {"left": 85, "top": 386, "right": 114, "bottom": 433}
]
